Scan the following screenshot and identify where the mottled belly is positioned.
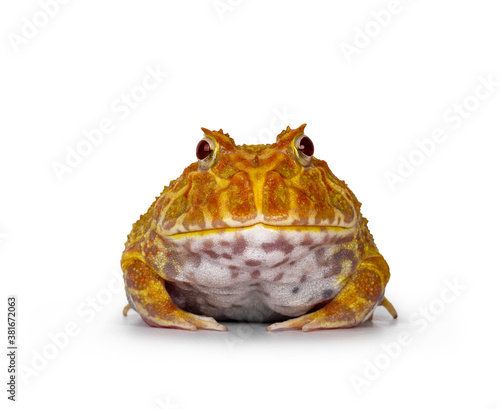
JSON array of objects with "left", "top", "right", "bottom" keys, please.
[{"left": 156, "top": 224, "right": 359, "bottom": 322}]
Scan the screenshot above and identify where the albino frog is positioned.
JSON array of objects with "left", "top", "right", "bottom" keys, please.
[{"left": 121, "top": 125, "right": 397, "bottom": 331}]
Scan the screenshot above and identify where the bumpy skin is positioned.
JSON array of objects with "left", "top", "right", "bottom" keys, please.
[{"left": 121, "top": 125, "right": 397, "bottom": 331}]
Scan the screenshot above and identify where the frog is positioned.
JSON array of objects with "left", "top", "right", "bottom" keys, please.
[{"left": 121, "top": 124, "right": 397, "bottom": 331}]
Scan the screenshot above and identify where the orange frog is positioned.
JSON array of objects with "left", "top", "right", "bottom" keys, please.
[{"left": 121, "top": 125, "right": 397, "bottom": 331}]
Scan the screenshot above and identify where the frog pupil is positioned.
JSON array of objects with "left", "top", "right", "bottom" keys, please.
[
  {"left": 298, "top": 136, "right": 314, "bottom": 157},
  {"left": 196, "top": 140, "right": 212, "bottom": 160}
]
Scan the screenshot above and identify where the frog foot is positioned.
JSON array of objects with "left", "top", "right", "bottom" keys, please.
[
  {"left": 267, "top": 255, "right": 397, "bottom": 332},
  {"left": 266, "top": 308, "right": 360, "bottom": 332},
  {"left": 267, "top": 297, "right": 397, "bottom": 332},
  {"left": 124, "top": 301, "right": 227, "bottom": 331},
  {"left": 122, "top": 259, "right": 227, "bottom": 331},
  {"left": 142, "top": 308, "right": 228, "bottom": 331}
]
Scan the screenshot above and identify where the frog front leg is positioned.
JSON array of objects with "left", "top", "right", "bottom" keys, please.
[
  {"left": 122, "top": 259, "right": 227, "bottom": 331},
  {"left": 267, "top": 255, "right": 397, "bottom": 332}
]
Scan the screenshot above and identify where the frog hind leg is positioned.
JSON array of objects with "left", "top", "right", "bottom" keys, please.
[
  {"left": 122, "top": 259, "right": 227, "bottom": 331},
  {"left": 267, "top": 255, "right": 397, "bottom": 332}
]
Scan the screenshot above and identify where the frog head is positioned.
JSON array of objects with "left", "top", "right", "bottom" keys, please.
[{"left": 157, "top": 125, "right": 359, "bottom": 235}]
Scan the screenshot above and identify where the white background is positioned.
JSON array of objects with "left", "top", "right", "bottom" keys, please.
[{"left": 2, "top": 1, "right": 500, "bottom": 408}]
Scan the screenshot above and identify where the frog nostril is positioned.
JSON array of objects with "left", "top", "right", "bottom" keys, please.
[{"left": 196, "top": 140, "right": 212, "bottom": 160}]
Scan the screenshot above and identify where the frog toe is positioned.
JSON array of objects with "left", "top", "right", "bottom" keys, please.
[
  {"left": 122, "top": 304, "right": 133, "bottom": 316},
  {"left": 143, "top": 312, "right": 228, "bottom": 331},
  {"left": 267, "top": 310, "right": 365, "bottom": 332},
  {"left": 148, "top": 317, "right": 198, "bottom": 331},
  {"left": 266, "top": 314, "right": 314, "bottom": 332},
  {"left": 184, "top": 313, "right": 228, "bottom": 331}
]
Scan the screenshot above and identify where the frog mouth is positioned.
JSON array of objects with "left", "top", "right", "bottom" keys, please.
[{"left": 168, "top": 222, "right": 351, "bottom": 238}]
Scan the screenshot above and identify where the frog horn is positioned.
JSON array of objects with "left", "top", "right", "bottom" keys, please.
[
  {"left": 201, "top": 127, "right": 229, "bottom": 136},
  {"left": 200, "top": 127, "right": 236, "bottom": 148},
  {"left": 276, "top": 123, "right": 307, "bottom": 143},
  {"left": 201, "top": 127, "right": 214, "bottom": 135}
]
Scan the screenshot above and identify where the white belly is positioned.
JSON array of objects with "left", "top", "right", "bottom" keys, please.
[{"left": 164, "top": 224, "right": 358, "bottom": 322}]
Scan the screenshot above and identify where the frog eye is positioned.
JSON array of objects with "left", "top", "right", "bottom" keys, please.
[
  {"left": 196, "top": 137, "right": 217, "bottom": 169},
  {"left": 297, "top": 136, "right": 314, "bottom": 156},
  {"left": 196, "top": 139, "right": 212, "bottom": 160},
  {"left": 294, "top": 135, "right": 314, "bottom": 166}
]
